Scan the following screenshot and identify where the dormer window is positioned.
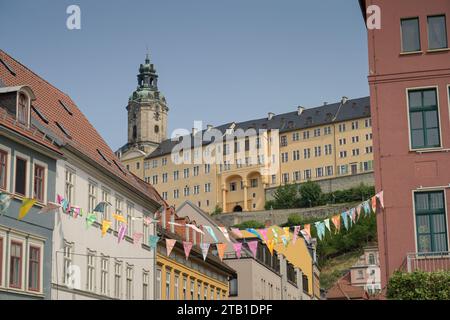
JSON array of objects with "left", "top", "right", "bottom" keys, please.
[{"left": 17, "top": 93, "right": 29, "bottom": 125}]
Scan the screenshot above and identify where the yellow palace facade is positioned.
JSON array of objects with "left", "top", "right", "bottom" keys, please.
[{"left": 139, "top": 96, "right": 373, "bottom": 214}]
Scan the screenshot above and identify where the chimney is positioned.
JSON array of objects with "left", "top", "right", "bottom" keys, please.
[
  {"left": 341, "top": 96, "right": 349, "bottom": 105},
  {"left": 297, "top": 106, "right": 305, "bottom": 116},
  {"left": 323, "top": 102, "right": 328, "bottom": 106},
  {"left": 268, "top": 112, "right": 275, "bottom": 120}
]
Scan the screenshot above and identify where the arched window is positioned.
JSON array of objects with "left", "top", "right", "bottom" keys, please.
[
  {"left": 132, "top": 125, "right": 137, "bottom": 140},
  {"left": 17, "top": 93, "right": 28, "bottom": 125},
  {"left": 154, "top": 125, "right": 159, "bottom": 134}
]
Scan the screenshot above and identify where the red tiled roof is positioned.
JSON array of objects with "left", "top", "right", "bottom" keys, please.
[
  {"left": 0, "top": 49, "right": 163, "bottom": 205},
  {"left": 326, "top": 272, "right": 369, "bottom": 300},
  {"left": 0, "top": 107, "right": 62, "bottom": 155}
]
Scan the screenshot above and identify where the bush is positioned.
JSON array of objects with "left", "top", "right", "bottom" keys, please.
[
  {"left": 387, "top": 271, "right": 450, "bottom": 300},
  {"left": 211, "top": 205, "right": 223, "bottom": 215},
  {"left": 299, "top": 181, "right": 323, "bottom": 207},
  {"left": 233, "top": 220, "right": 265, "bottom": 230}
]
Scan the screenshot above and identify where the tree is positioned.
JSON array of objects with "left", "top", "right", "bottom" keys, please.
[
  {"left": 270, "top": 183, "right": 300, "bottom": 209},
  {"left": 299, "top": 181, "right": 322, "bottom": 207},
  {"left": 233, "top": 220, "right": 265, "bottom": 230}
]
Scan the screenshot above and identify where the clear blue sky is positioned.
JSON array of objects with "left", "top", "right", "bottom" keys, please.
[{"left": 0, "top": 0, "right": 369, "bottom": 150}]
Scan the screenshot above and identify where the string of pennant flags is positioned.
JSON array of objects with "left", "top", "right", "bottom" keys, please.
[{"left": 0, "top": 190, "right": 384, "bottom": 262}]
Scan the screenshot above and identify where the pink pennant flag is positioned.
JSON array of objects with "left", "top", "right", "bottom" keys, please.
[
  {"left": 230, "top": 228, "right": 242, "bottom": 238},
  {"left": 133, "top": 232, "right": 144, "bottom": 245},
  {"left": 166, "top": 239, "right": 177, "bottom": 257},
  {"left": 200, "top": 243, "right": 210, "bottom": 261},
  {"left": 258, "top": 229, "right": 268, "bottom": 243},
  {"left": 183, "top": 241, "right": 193, "bottom": 260},
  {"left": 356, "top": 205, "right": 362, "bottom": 219},
  {"left": 233, "top": 243, "right": 243, "bottom": 259},
  {"left": 38, "top": 202, "right": 61, "bottom": 214},
  {"left": 118, "top": 224, "right": 127, "bottom": 243},
  {"left": 56, "top": 194, "right": 64, "bottom": 204},
  {"left": 218, "top": 226, "right": 231, "bottom": 242},
  {"left": 377, "top": 191, "right": 384, "bottom": 209},
  {"left": 292, "top": 226, "right": 301, "bottom": 245},
  {"left": 72, "top": 206, "right": 80, "bottom": 219},
  {"left": 247, "top": 241, "right": 258, "bottom": 258}
]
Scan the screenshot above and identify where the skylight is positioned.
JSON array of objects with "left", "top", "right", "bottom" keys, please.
[
  {"left": 32, "top": 105, "right": 49, "bottom": 124},
  {"left": 0, "top": 58, "right": 16, "bottom": 76},
  {"left": 55, "top": 121, "right": 71, "bottom": 139},
  {"left": 97, "top": 149, "right": 111, "bottom": 165},
  {"left": 58, "top": 99, "right": 73, "bottom": 116}
]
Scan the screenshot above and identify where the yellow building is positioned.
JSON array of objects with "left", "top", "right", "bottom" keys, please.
[
  {"left": 141, "top": 96, "right": 373, "bottom": 213},
  {"left": 155, "top": 210, "right": 236, "bottom": 300}
]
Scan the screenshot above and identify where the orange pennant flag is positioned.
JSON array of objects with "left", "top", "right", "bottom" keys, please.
[
  {"left": 266, "top": 239, "right": 275, "bottom": 256},
  {"left": 303, "top": 224, "right": 311, "bottom": 238},
  {"left": 371, "top": 196, "right": 377, "bottom": 213},
  {"left": 331, "top": 215, "right": 341, "bottom": 234},
  {"left": 216, "top": 243, "right": 227, "bottom": 261}
]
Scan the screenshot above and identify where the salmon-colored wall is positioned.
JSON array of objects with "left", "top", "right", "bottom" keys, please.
[{"left": 363, "top": 0, "right": 450, "bottom": 287}]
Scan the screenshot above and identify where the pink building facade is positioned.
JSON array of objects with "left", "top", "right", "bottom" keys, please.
[
  {"left": 349, "top": 246, "right": 381, "bottom": 294},
  {"left": 360, "top": 0, "right": 450, "bottom": 287}
]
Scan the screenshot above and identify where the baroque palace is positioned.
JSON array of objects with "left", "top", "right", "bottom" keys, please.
[{"left": 117, "top": 55, "right": 375, "bottom": 214}]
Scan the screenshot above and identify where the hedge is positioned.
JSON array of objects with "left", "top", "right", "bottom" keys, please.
[{"left": 387, "top": 271, "right": 450, "bottom": 300}]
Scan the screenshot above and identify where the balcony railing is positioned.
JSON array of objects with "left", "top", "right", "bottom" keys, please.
[{"left": 405, "top": 251, "right": 450, "bottom": 273}]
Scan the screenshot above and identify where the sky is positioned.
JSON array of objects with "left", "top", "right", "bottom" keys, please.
[{"left": 0, "top": 0, "right": 369, "bottom": 151}]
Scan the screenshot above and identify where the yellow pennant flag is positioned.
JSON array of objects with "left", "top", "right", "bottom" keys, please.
[
  {"left": 18, "top": 198, "right": 37, "bottom": 220},
  {"left": 283, "top": 227, "right": 290, "bottom": 238},
  {"left": 113, "top": 214, "right": 126, "bottom": 224},
  {"left": 101, "top": 220, "right": 112, "bottom": 237},
  {"left": 266, "top": 239, "right": 275, "bottom": 256}
]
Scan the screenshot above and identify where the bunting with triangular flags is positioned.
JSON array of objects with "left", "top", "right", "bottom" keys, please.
[{"left": 166, "top": 239, "right": 177, "bottom": 257}]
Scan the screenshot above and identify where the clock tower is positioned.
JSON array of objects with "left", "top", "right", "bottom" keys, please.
[{"left": 126, "top": 53, "right": 168, "bottom": 154}]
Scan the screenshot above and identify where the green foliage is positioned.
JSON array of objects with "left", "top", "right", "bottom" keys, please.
[
  {"left": 233, "top": 220, "right": 265, "bottom": 230},
  {"left": 299, "top": 181, "right": 323, "bottom": 207},
  {"left": 268, "top": 184, "right": 300, "bottom": 209},
  {"left": 387, "top": 271, "right": 450, "bottom": 300},
  {"left": 265, "top": 182, "right": 375, "bottom": 210},
  {"left": 283, "top": 211, "right": 377, "bottom": 267},
  {"left": 211, "top": 205, "right": 223, "bottom": 215}
]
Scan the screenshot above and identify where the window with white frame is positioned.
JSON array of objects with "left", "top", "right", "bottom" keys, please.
[
  {"left": 204, "top": 164, "right": 210, "bottom": 174},
  {"left": 100, "top": 255, "right": 109, "bottom": 296},
  {"left": 115, "top": 196, "right": 123, "bottom": 230},
  {"left": 15, "top": 156, "right": 28, "bottom": 196},
  {"left": 162, "top": 173, "right": 168, "bottom": 183},
  {"left": 28, "top": 244, "right": 41, "bottom": 292},
  {"left": 166, "top": 270, "right": 171, "bottom": 300},
  {"left": 63, "top": 241, "right": 73, "bottom": 285},
  {"left": 183, "top": 276, "right": 187, "bottom": 300},
  {"left": 101, "top": 189, "right": 110, "bottom": 221},
  {"left": 126, "top": 264, "right": 133, "bottom": 299},
  {"left": 88, "top": 181, "right": 97, "bottom": 213},
  {"left": 86, "top": 250, "right": 96, "bottom": 293},
  {"left": 9, "top": 240, "right": 23, "bottom": 289},
  {"left": 156, "top": 268, "right": 162, "bottom": 300},
  {"left": 126, "top": 203, "right": 133, "bottom": 237},
  {"left": 174, "top": 273, "right": 179, "bottom": 300},
  {"left": 173, "top": 170, "right": 179, "bottom": 181},
  {"left": 190, "top": 280, "right": 194, "bottom": 300},
  {"left": 114, "top": 260, "right": 122, "bottom": 299},
  {"left": 143, "top": 270, "right": 149, "bottom": 300},
  {"left": 33, "top": 163, "right": 46, "bottom": 203},
  {"left": 65, "top": 168, "right": 75, "bottom": 203},
  {"left": 0, "top": 149, "right": 8, "bottom": 191},
  {"left": 173, "top": 189, "right": 179, "bottom": 199},
  {"left": 0, "top": 236, "right": 3, "bottom": 287}
]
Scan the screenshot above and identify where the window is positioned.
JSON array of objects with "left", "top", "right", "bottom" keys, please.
[
  {"left": 162, "top": 157, "right": 168, "bottom": 166},
  {"left": 156, "top": 268, "right": 162, "bottom": 299},
  {"left": 194, "top": 185, "right": 200, "bottom": 195},
  {"left": 173, "top": 170, "right": 179, "bottom": 181},
  {"left": 88, "top": 182, "right": 97, "bottom": 213},
  {"left": 428, "top": 15, "right": 448, "bottom": 50},
  {"left": 365, "top": 119, "right": 372, "bottom": 128},
  {"left": 162, "top": 192, "right": 168, "bottom": 200},
  {"left": 366, "top": 146, "right": 373, "bottom": 154},
  {"left": 87, "top": 250, "right": 96, "bottom": 292},
  {"left": 352, "top": 149, "right": 360, "bottom": 156},
  {"left": 314, "top": 146, "right": 321, "bottom": 157},
  {"left": 304, "top": 169, "right": 312, "bottom": 180},
  {"left": 230, "top": 182, "right": 237, "bottom": 192},
  {"left": 414, "top": 191, "right": 448, "bottom": 253},
  {"left": 338, "top": 124, "right": 346, "bottom": 132},
  {"left": 28, "top": 246, "right": 41, "bottom": 292},
  {"left": 340, "top": 151, "right": 347, "bottom": 158},
  {"left": 63, "top": 241, "right": 73, "bottom": 285},
  {"left": 15, "top": 157, "right": 27, "bottom": 196},
  {"left": 408, "top": 88, "right": 441, "bottom": 149},
  {"left": 357, "top": 270, "right": 364, "bottom": 280},
  {"left": 174, "top": 273, "right": 179, "bottom": 300},
  {"left": 190, "top": 280, "right": 194, "bottom": 300},
  {"left": 193, "top": 166, "right": 199, "bottom": 176},
  {"left": 352, "top": 121, "right": 359, "bottom": 130},
  {"left": 366, "top": 133, "right": 373, "bottom": 141},
  {"left": 204, "top": 164, "right": 210, "bottom": 174},
  {"left": 173, "top": 189, "right": 179, "bottom": 199},
  {"left": 324, "top": 126, "right": 331, "bottom": 135},
  {"left": 197, "top": 283, "right": 201, "bottom": 300},
  {"left": 114, "top": 260, "right": 122, "bottom": 299},
  {"left": 250, "top": 178, "right": 258, "bottom": 188},
  {"left": 337, "top": 165, "right": 348, "bottom": 175},
  {"left": 210, "top": 288, "right": 214, "bottom": 300},
  {"left": 166, "top": 270, "right": 171, "bottom": 300},
  {"left": 0, "top": 150, "right": 7, "bottom": 190},
  {"left": 183, "top": 276, "right": 187, "bottom": 300},
  {"left": 401, "top": 18, "right": 421, "bottom": 52},
  {"left": 326, "top": 165, "right": 333, "bottom": 176},
  {"left": 205, "top": 183, "right": 211, "bottom": 193},
  {"left": 9, "top": 241, "right": 22, "bottom": 288},
  {"left": 100, "top": 256, "right": 109, "bottom": 295},
  {"left": 152, "top": 160, "right": 158, "bottom": 168},
  {"left": 292, "top": 132, "right": 300, "bottom": 141},
  {"left": 152, "top": 175, "right": 158, "bottom": 185},
  {"left": 0, "top": 237, "right": 2, "bottom": 286},
  {"left": 316, "top": 167, "right": 323, "bottom": 178},
  {"left": 352, "top": 136, "right": 359, "bottom": 143},
  {"left": 293, "top": 171, "right": 301, "bottom": 182},
  {"left": 339, "top": 138, "right": 346, "bottom": 145},
  {"left": 65, "top": 168, "right": 75, "bottom": 203},
  {"left": 143, "top": 271, "right": 149, "bottom": 300},
  {"left": 33, "top": 164, "right": 45, "bottom": 202},
  {"left": 126, "top": 265, "right": 133, "bottom": 299},
  {"left": 304, "top": 148, "right": 311, "bottom": 159},
  {"left": 303, "top": 131, "right": 310, "bottom": 139},
  {"left": 126, "top": 203, "right": 133, "bottom": 237},
  {"left": 101, "top": 189, "right": 110, "bottom": 221},
  {"left": 282, "top": 173, "right": 289, "bottom": 184},
  {"left": 136, "top": 162, "right": 140, "bottom": 170},
  {"left": 17, "top": 93, "right": 29, "bottom": 125},
  {"left": 281, "top": 152, "right": 288, "bottom": 163},
  {"left": 184, "top": 186, "right": 190, "bottom": 196},
  {"left": 292, "top": 150, "right": 300, "bottom": 161},
  {"left": 183, "top": 168, "right": 189, "bottom": 179},
  {"left": 314, "top": 128, "right": 321, "bottom": 137},
  {"left": 368, "top": 254, "right": 375, "bottom": 265},
  {"left": 162, "top": 173, "right": 168, "bottom": 183},
  {"left": 325, "top": 144, "right": 332, "bottom": 155}
]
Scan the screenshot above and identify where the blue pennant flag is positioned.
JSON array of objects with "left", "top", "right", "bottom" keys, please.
[
  {"left": 341, "top": 212, "right": 349, "bottom": 230},
  {"left": 149, "top": 235, "right": 160, "bottom": 250}
]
